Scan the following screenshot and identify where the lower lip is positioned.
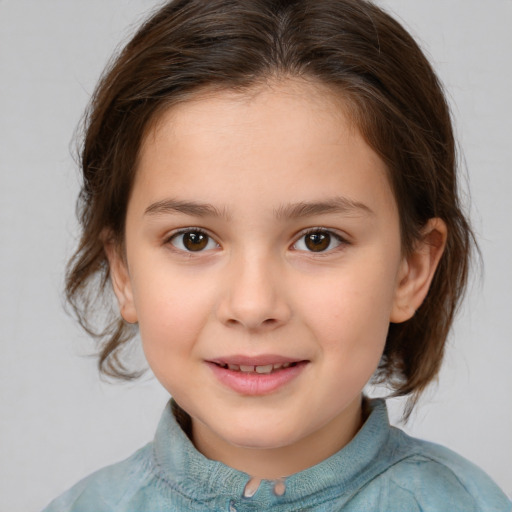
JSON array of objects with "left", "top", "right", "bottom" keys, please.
[{"left": 207, "top": 362, "right": 308, "bottom": 395}]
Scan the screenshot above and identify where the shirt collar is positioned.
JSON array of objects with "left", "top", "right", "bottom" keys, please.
[{"left": 151, "top": 398, "right": 391, "bottom": 507}]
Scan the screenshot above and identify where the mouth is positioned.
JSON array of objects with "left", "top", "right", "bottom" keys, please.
[
  {"left": 212, "top": 361, "right": 299, "bottom": 374},
  {"left": 206, "top": 357, "right": 308, "bottom": 395}
]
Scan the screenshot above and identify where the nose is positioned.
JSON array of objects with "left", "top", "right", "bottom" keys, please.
[{"left": 216, "top": 251, "right": 292, "bottom": 332}]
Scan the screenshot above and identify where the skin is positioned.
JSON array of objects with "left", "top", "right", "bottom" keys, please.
[{"left": 106, "top": 79, "right": 446, "bottom": 480}]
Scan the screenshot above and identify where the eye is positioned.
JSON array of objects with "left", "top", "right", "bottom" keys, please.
[
  {"left": 168, "top": 229, "right": 219, "bottom": 252},
  {"left": 293, "top": 229, "right": 345, "bottom": 253}
]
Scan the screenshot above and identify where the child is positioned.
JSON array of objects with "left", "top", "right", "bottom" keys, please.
[{"left": 43, "top": 0, "right": 511, "bottom": 510}]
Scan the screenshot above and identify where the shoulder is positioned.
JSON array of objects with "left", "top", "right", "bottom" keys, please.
[
  {"left": 374, "top": 427, "right": 511, "bottom": 512},
  {"left": 41, "top": 443, "right": 155, "bottom": 512}
]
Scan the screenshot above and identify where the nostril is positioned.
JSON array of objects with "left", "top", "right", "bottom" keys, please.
[{"left": 224, "top": 317, "right": 279, "bottom": 329}]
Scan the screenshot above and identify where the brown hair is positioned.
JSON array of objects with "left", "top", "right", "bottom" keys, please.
[{"left": 66, "top": 0, "right": 475, "bottom": 415}]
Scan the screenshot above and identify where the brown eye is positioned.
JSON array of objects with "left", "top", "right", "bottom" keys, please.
[
  {"left": 183, "top": 232, "right": 207, "bottom": 251},
  {"left": 170, "top": 230, "right": 218, "bottom": 252},
  {"left": 305, "top": 232, "right": 331, "bottom": 252},
  {"left": 293, "top": 230, "right": 344, "bottom": 253}
]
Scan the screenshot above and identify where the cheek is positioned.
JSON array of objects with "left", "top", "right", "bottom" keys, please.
[
  {"left": 132, "top": 270, "right": 214, "bottom": 364},
  {"left": 296, "top": 261, "right": 397, "bottom": 366}
]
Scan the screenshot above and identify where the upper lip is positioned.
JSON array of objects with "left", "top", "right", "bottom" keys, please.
[{"left": 207, "top": 355, "right": 306, "bottom": 366}]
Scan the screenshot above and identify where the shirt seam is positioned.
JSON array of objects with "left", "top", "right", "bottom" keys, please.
[{"left": 399, "top": 452, "right": 480, "bottom": 508}]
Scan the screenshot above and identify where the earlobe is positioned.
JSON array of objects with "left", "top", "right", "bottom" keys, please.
[
  {"left": 390, "top": 218, "right": 447, "bottom": 323},
  {"left": 103, "top": 234, "right": 138, "bottom": 324}
]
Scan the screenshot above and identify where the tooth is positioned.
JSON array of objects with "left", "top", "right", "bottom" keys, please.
[
  {"left": 228, "top": 364, "right": 240, "bottom": 371},
  {"left": 273, "top": 363, "right": 283, "bottom": 370},
  {"left": 240, "top": 365, "right": 255, "bottom": 372},
  {"left": 282, "top": 363, "right": 291, "bottom": 369},
  {"left": 255, "top": 364, "right": 273, "bottom": 374}
]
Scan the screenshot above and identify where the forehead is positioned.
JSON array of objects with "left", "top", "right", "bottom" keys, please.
[
  {"left": 133, "top": 79, "right": 395, "bottom": 218},
  {"left": 144, "top": 78, "right": 356, "bottom": 149}
]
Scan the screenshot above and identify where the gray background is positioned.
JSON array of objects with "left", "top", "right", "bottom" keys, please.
[{"left": 1, "top": 1, "right": 511, "bottom": 510}]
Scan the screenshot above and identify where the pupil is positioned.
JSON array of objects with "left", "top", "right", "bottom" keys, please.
[
  {"left": 183, "top": 232, "right": 208, "bottom": 251},
  {"left": 305, "top": 232, "right": 330, "bottom": 252}
]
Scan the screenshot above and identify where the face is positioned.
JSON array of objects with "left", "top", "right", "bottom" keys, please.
[{"left": 108, "top": 80, "right": 436, "bottom": 476}]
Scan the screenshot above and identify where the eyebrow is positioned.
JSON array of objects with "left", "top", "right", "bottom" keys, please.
[
  {"left": 145, "top": 199, "right": 230, "bottom": 219},
  {"left": 144, "top": 196, "right": 373, "bottom": 220},
  {"left": 274, "top": 196, "right": 374, "bottom": 219}
]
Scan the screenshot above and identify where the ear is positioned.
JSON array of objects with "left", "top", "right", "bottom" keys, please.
[
  {"left": 102, "top": 232, "right": 138, "bottom": 324},
  {"left": 390, "top": 218, "right": 447, "bottom": 323}
]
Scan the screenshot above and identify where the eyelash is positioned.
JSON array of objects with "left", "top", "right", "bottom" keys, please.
[
  {"left": 292, "top": 228, "right": 349, "bottom": 254},
  {"left": 166, "top": 228, "right": 219, "bottom": 253},
  {"left": 165, "top": 227, "right": 349, "bottom": 254}
]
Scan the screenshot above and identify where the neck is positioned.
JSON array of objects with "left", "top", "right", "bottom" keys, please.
[{"left": 190, "top": 396, "right": 364, "bottom": 480}]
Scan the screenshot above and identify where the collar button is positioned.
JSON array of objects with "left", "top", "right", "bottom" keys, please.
[{"left": 273, "top": 478, "right": 286, "bottom": 496}]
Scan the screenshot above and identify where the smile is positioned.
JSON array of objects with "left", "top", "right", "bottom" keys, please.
[
  {"left": 214, "top": 362, "right": 297, "bottom": 374},
  {"left": 207, "top": 358, "right": 308, "bottom": 395}
]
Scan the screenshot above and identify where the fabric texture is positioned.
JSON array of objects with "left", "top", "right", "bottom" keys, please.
[{"left": 42, "top": 399, "right": 511, "bottom": 512}]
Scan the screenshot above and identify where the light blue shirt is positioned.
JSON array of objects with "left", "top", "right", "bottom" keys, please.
[{"left": 42, "top": 399, "right": 511, "bottom": 511}]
